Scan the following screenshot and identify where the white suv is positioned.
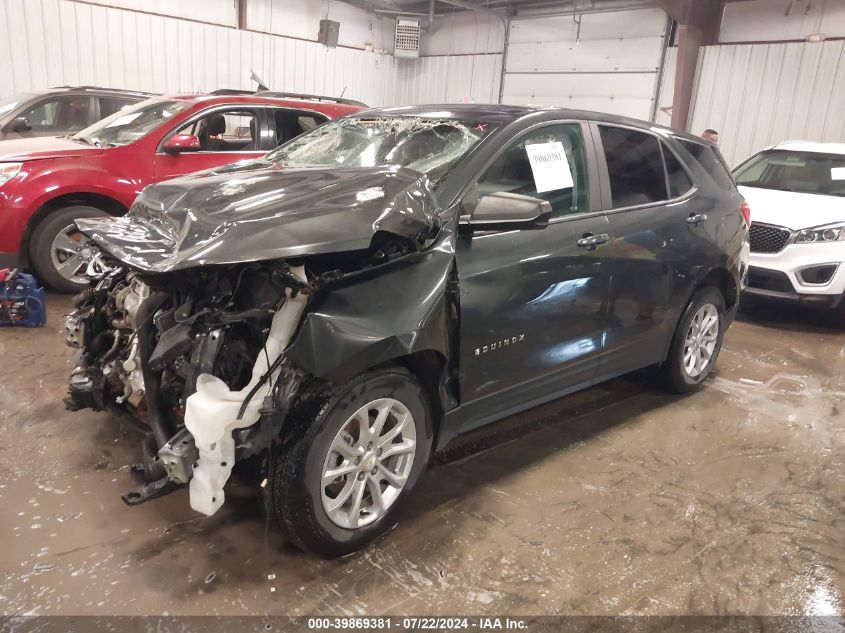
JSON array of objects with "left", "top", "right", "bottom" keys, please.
[{"left": 734, "top": 141, "right": 845, "bottom": 315}]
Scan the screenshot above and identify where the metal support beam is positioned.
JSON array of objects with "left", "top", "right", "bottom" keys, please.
[
  {"left": 654, "top": 0, "right": 724, "bottom": 130},
  {"left": 671, "top": 23, "right": 703, "bottom": 129},
  {"left": 237, "top": 0, "right": 247, "bottom": 30}
]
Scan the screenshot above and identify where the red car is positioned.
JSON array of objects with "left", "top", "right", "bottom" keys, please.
[{"left": 0, "top": 93, "right": 362, "bottom": 292}]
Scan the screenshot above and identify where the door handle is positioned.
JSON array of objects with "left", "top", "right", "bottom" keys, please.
[
  {"left": 686, "top": 213, "right": 708, "bottom": 225},
  {"left": 577, "top": 233, "right": 609, "bottom": 248}
]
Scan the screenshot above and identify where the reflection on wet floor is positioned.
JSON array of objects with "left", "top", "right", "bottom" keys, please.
[{"left": 0, "top": 295, "right": 843, "bottom": 616}]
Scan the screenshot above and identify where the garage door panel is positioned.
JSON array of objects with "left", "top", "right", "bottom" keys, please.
[
  {"left": 503, "top": 8, "right": 666, "bottom": 121},
  {"left": 506, "top": 38, "right": 662, "bottom": 73},
  {"left": 503, "top": 71, "right": 657, "bottom": 98},
  {"left": 578, "top": 8, "right": 666, "bottom": 40},
  {"left": 508, "top": 9, "right": 664, "bottom": 44},
  {"left": 502, "top": 93, "right": 653, "bottom": 119}
]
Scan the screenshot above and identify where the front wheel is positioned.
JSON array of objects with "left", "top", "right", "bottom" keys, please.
[
  {"left": 265, "top": 366, "right": 433, "bottom": 557},
  {"left": 661, "top": 287, "right": 726, "bottom": 394},
  {"left": 29, "top": 205, "right": 108, "bottom": 293}
]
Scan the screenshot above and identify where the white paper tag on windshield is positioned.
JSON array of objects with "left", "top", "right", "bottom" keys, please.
[
  {"left": 525, "top": 142, "right": 574, "bottom": 193},
  {"left": 832, "top": 167, "right": 845, "bottom": 180}
]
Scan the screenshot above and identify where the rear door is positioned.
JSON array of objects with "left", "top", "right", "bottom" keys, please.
[
  {"left": 454, "top": 121, "right": 612, "bottom": 430},
  {"left": 593, "top": 124, "right": 710, "bottom": 376},
  {"left": 153, "top": 106, "right": 268, "bottom": 181}
]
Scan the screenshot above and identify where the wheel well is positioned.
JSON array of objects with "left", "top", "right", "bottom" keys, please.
[
  {"left": 696, "top": 267, "right": 737, "bottom": 311},
  {"left": 20, "top": 192, "right": 127, "bottom": 266},
  {"left": 391, "top": 350, "right": 450, "bottom": 440}
]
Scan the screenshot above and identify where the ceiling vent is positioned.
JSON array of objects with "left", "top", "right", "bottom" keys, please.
[{"left": 394, "top": 17, "right": 421, "bottom": 59}]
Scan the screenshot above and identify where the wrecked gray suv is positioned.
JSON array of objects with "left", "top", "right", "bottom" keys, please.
[{"left": 64, "top": 105, "right": 747, "bottom": 556}]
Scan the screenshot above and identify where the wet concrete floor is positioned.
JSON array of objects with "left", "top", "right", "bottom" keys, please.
[{"left": 1, "top": 295, "right": 843, "bottom": 616}]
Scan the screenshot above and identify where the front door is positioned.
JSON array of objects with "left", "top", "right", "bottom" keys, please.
[
  {"left": 454, "top": 122, "right": 612, "bottom": 431},
  {"left": 154, "top": 108, "right": 268, "bottom": 182}
]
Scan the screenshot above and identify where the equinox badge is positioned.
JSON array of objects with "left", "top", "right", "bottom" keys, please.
[{"left": 475, "top": 334, "right": 525, "bottom": 356}]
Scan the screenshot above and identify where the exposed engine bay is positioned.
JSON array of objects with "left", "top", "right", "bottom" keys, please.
[
  {"left": 63, "top": 233, "right": 428, "bottom": 513},
  {"left": 60, "top": 130, "right": 461, "bottom": 528}
]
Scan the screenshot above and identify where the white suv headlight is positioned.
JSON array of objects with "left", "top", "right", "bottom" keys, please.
[
  {"left": 0, "top": 162, "right": 23, "bottom": 187},
  {"left": 794, "top": 224, "right": 845, "bottom": 244}
]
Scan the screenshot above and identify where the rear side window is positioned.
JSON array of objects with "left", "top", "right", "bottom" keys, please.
[
  {"left": 598, "top": 125, "right": 666, "bottom": 207},
  {"left": 678, "top": 139, "right": 735, "bottom": 190},
  {"left": 664, "top": 144, "right": 693, "bottom": 197},
  {"left": 99, "top": 97, "right": 135, "bottom": 118}
]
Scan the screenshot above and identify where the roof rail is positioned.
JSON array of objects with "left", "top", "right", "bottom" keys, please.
[
  {"left": 208, "top": 88, "right": 257, "bottom": 96},
  {"left": 256, "top": 91, "right": 367, "bottom": 107},
  {"left": 50, "top": 85, "right": 157, "bottom": 96}
]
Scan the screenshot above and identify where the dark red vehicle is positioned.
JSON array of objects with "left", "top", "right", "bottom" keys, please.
[{"left": 0, "top": 93, "right": 362, "bottom": 292}]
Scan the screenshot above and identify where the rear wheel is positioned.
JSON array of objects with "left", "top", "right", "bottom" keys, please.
[
  {"left": 661, "top": 287, "right": 726, "bottom": 393},
  {"left": 265, "top": 366, "right": 433, "bottom": 557},
  {"left": 30, "top": 205, "right": 108, "bottom": 293}
]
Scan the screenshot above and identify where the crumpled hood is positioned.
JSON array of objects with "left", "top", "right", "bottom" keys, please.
[
  {"left": 739, "top": 185, "right": 845, "bottom": 230},
  {"left": 76, "top": 163, "right": 442, "bottom": 272},
  {"left": 0, "top": 135, "right": 104, "bottom": 161}
]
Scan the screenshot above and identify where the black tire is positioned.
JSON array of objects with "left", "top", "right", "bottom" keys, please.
[
  {"left": 265, "top": 366, "right": 433, "bottom": 557},
  {"left": 661, "top": 286, "right": 726, "bottom": 394},
  {"left": 30, "top": 205, "right": 108, "bottom": 293}
]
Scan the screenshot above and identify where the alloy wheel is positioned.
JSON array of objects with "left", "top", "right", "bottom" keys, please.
[
  {"left": 321, "top": 398, "right": 417, "bottom": 529},
  {"left": 682, "top": 303, "right": 720, "bottom": 379},
  {"left": 50, "top": 224, "right": 99, "bottom": 285}
]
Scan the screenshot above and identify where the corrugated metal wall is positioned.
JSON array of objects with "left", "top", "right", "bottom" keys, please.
[
  {"left": 395, "top": 54, "right": 502, "bottom": 105},
  {"left": 502, "top": 8, "right": 668, "bottom": 120},
  {"left": 689, "top": 40, "right": 845, "bottom": 166},
  {"left": 0, "top": 0, "right": 500, "bottom": 107}
]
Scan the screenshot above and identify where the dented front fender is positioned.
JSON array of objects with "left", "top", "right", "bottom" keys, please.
[{"left": 285, "top": 225, "right": 456, "bottom": 383}]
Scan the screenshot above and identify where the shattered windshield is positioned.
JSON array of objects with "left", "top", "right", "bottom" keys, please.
[{"left": 263, "top": 115, "right": 496, "bottom": 187}]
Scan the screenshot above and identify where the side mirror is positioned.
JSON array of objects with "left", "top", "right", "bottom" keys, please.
[
  {"left": 162, "top": 134, "right": 201, "bottom": 154},
  {"left": 466, "top": 191, "right": 552, "bottom": 227},
  {"left": 9, "top": 117, "right": 31, "bottom": 133}
]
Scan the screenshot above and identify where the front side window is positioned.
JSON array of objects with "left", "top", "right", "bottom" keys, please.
[
  {"left": 599, "top": 125, "right": 667, "bottom": 208},
  {"left": 734, "top": 149, "right": 845, "bottom": 198},
  {"left": 476, "top": 123, "right": 590, "bottom": 218},
  {"left": 176, "top": 110, "right": 260, "bottom": 151},
  {"left": 22, "top": 96, "right": 91, "bottom": 132},
  {"left": 0, "top": 93, "right": 33, "bottom": 120},
  {"left": 265, "top": 115, "right": 495, "bottom": 188},
  {"left": 73, "top": 98, "right": 191, "bottom": 147}
]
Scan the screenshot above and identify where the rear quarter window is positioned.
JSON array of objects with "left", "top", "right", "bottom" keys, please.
[{"left": 677, "top": 138, "right": 735, "bottom": 190}]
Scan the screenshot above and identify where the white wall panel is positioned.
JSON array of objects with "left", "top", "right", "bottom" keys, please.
[
  {"left": 421, "top": 11, "right": 505, "bottom": 56},
  {"left": 396, "top": 54, "right": 502, "bottom": 105},
  {"left": 0, "top": 0, "right": 502, "bottom": 111},
  {"left": 689, "top": 41, "right": 845, "bottom": 167},
  {"left": 246, "top": 0, "right": 393, "bottom": 52},
  {"left": 502, "top": 8, "right": 667, "bottom": 120},
  {"left": 77, "top": 0, "right": 236, "bottom": 27},
  {"left": 720, "top": 0, "right": 845, "bottom": 43},
  {"left": 0, "top": 0, "right": 396, "bottom": 105}
]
